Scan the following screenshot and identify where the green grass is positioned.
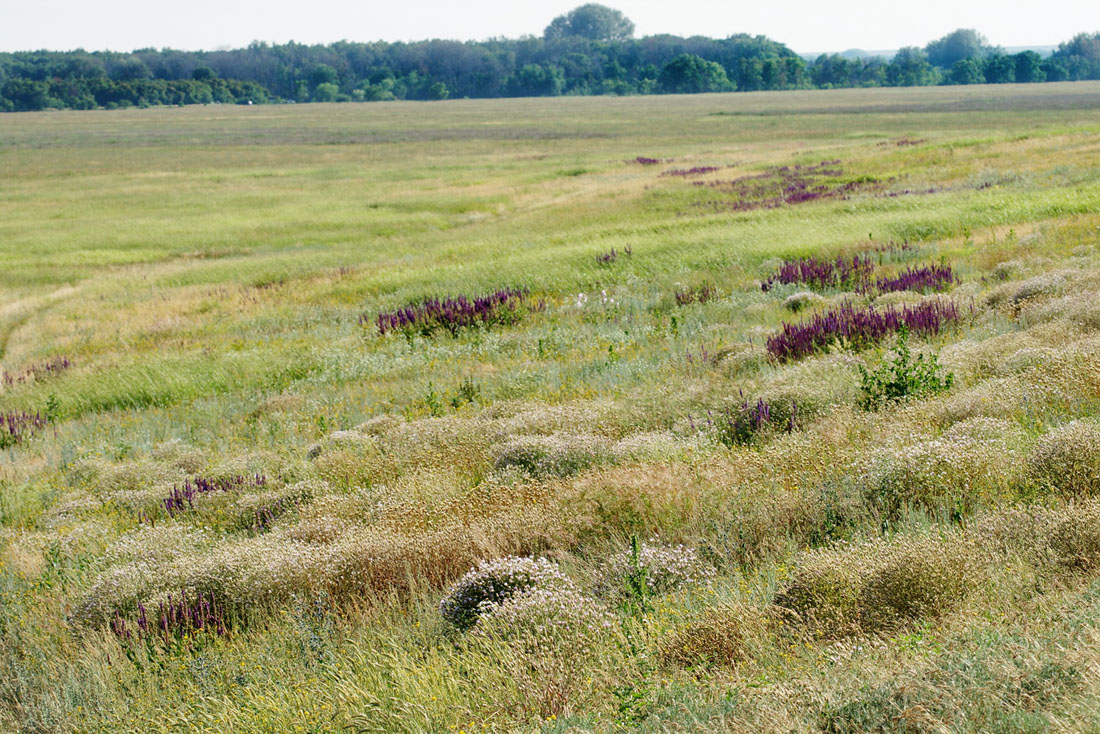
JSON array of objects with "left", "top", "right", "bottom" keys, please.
[{"left": 3, "top": 82, "right": 1100, "bottom": 733}]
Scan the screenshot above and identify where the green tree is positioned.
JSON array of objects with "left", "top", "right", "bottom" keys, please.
[
  {"left": 312, "top": 82, "right": 339, "bottom": 102},
  {"left": 982, "top": 54, "right": 1016, "bottom": 83},
  {"left": 308, "top": 64, "right": 339, "bottom": 89},
  {"left": 950, "top": 57, "right": 985, "bottom": 85},
  {"left": 427, "top": 81, "right": 449, "bottom": 100},
  {"left": 544, "top": 4, "right": 634, "bottom": 42},
  {"left": 925, "top": 28, "right": 996, "bottom": 68},
  {"left": 658, "top": 54, "right": 733, "bottom": 93},
  {"left": 505, "top": 64, "right": 565, "bottom": 96},
  {"left": 1013, "top": 51, "right": 1045, "bottom": 83},
  {"left": 887, "top": 47, "right": 938, "bottom": 86}
]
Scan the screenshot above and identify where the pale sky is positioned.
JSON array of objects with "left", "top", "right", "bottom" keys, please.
[{"left": 2, "top": 0, "right": 1096, "bottom": 54}]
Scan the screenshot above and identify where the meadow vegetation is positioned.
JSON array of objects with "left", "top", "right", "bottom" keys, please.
[{"left": 2, "top": 83, "right": 1100, "bottom": 732}]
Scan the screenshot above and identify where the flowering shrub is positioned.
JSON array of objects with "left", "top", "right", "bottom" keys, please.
[
  {"left": 472, "top": 587, "right": 615, "bottom": 644},
  {"left": 110, "top": 590, "right": 228, "bottom": 644},
  {"left": 595, "top": 246, "right": 631, "bottom": 266},
  {"left": 871, "top": 263, "right": 957, "bottom": 294},
  {"left": 440, "top": 556, "right": 576, "bottom": 630},
  {"left": 0, "top": 410, "right": 47, "bottom": 449},
  {"left": 369, "top": 287, "right": 538, "bottom": 338},
  {"left": 164, "top": 474, "right": 267, "bottom": 516},
  {"left": 783, "top": 291, "right": 824, "bottom": 313},
  {"left": 761, "top": 254, "right": 874, "bottom": 292},
  {"left": 691, "top": 160, "right": 881, "bottom": 213},
  {"left": 766, "top": 300, "right": 961, "bottom": 362},
  {"left": 674, "top": 283, "right": 717, "bottom": 306},
  {"left": 2, "top": 356, "right": 71, "bottom": 387},
  {"left": 689, "top": 394, "right": 797, "bottom": 447},
  {"left": 597, "top": 540, "right": 714, "bottom": 600},
  {"left": 661, "top": 166, "right": 720, "bottom": 177}
]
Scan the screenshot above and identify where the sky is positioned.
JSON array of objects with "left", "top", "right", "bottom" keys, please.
[{"left": 2, "top": 0, "right": 1096, "bottom": 54}]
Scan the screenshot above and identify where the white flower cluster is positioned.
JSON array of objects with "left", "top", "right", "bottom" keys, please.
[
  {"left": 440, "top": 556, "right": 575, "bottom": 630},
  {"left": 472, "top": 586, "right": 615, "bottom": 655},
  {"left": 598, "top": 541, "right": 714, "bottom": 598}
]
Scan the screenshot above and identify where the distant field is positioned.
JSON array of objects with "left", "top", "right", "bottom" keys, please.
[{"left": 3, "top": 83, "right": 1100, "bottom": 733}]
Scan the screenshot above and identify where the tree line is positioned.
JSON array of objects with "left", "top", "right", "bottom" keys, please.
[{"left": 1, "top": 5, "right": 1098, "bottom": 112}]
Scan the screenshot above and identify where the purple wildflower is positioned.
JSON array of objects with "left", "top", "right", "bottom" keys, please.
[{"left": 766, "top": 300, "right": 961, "bottom": 362}]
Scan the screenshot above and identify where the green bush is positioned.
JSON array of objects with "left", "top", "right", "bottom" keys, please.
[{"left": 858, "top": 326, "right": 954, "bottom": 410}]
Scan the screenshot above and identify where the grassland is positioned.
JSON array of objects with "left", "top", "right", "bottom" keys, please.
[{"left": 3, "top": 82, "right": 1100, "bottom": 733}]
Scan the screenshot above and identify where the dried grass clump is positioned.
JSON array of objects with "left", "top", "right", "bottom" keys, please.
[
  {"left": 1047, "top": 501, "right": 1100, "bottom": 571},
  {"left": 74, "top": 524, "right": 216, "bottom": 625},
  {"left": 554, "top": 463, "right": 707, "bottom": 543},
  {"left": 1028, "top": 420, "right": 1100, "bottom": 497},
  {"left": 774, "top": 533, "right": 979, "bottom": 638},
  {"left": 150, "top": 439, "right": 205, "bottom": 474},
  {"left": 783, "top": 291, "right": 825, "bottom": 313},
  {"left": 612, "top": 431, "right": 702, "bottom": 463},
  {"left": 862, "top": 431, "right": 1023, "bottom": 515},
  {"left": 756, "top": 354, "right": 862, "bottom": 421},
  {"left": 597, "top": 541, "right": 714, "bottom": 600},
  {"left": 659, "top": 604, "right": 756, "bottom": 669},
  {"left": 440, "top": 556, "right": 576, "bottom": 630},
  {"left": 491, "top": 433, "right": 614, "bottom": 479},
  {"left": 370, "top": 416, "right": 499, "bottom": 482},
  {"left": 858, "top": 536, "right": 979, "bottom": 632},
  {"left": 311, "top": 431, "right": 385, "bottom": 488},
  {"left": 488, "top": 400, "right": 619, "bottom": 437},
  {"left": 67, "top": 456, "right": 174, "bottom": 495},
  {"left": 773, "top": 546, "right": 864, "bottom": 638},
  {"left": 986, "top": 271, "right": 1068, "bottom": 308}
]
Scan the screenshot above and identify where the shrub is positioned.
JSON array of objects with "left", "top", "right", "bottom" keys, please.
[
  {"left": 440, "top": 556, "right": 575, "bottom": 630},
  {"left": 1, "top": 356, "right": 71, "bottom": 387},
  {"left": 674, "top": 283, "right": 717, "bottom": 306},
  {"left": 858, "top": 326, "right": 954, "bottom": 410},
  {"left": 109, "top": 590, "right": 228, "bottom": 644},
  {"left": 1028, "top": 420, "right": 1100, "bottom": 497},
  {"left": 766, "top": 300, "right": 961, "bottom": 362},
  {"left": 597, "top": 540, "right": 714, "bottom": 602},
  {"left": 163, "top": 474, "right": 268, "bottom": 516},
  {"left": 690, "top": 396, "right": 797, "bottom": 447}
]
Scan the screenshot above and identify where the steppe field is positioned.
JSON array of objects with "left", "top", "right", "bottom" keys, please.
[{"left": 5, "top": 82, "right": 1100, "bottom": 733}]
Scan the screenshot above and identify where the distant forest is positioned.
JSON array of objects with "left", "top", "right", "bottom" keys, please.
[{"left": 2, "top": 4, "right": 1099, "bottom": 112}]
